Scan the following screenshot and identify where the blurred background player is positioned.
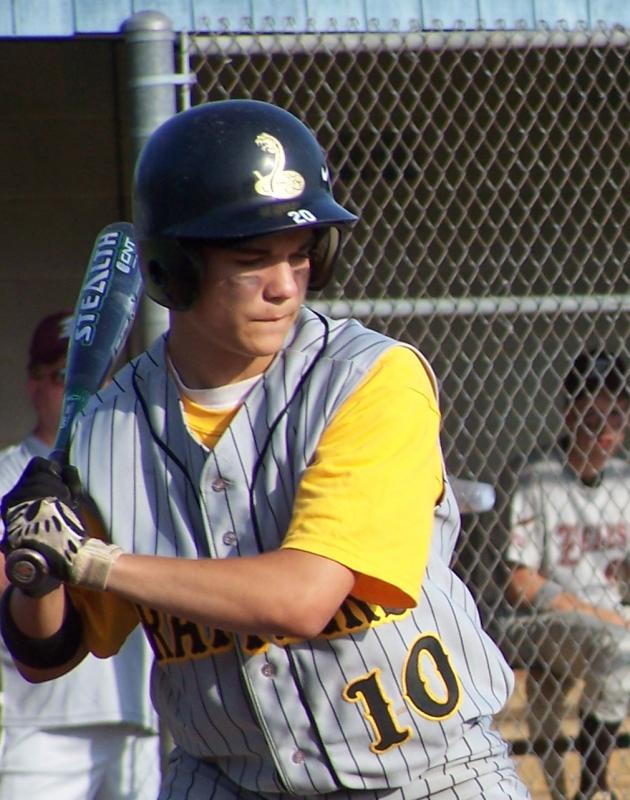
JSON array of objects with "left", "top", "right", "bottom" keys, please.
[
  {"left": 0, "top": 310, "right": 162, "bottom": 799},
  {"left": 498, "top": 349, "right": 630, "bottom": 800}
]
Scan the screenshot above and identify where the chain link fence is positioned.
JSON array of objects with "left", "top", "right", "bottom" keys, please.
[{"left": 174, "top": 21, "right": 630, "bottom": 798}]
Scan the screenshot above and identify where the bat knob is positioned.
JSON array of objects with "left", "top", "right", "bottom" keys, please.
[{"left": 5, "top": 548, "right": 52, "bottom": 594}]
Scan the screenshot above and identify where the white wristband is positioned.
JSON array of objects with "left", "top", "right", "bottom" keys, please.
[{"left": 72, "top": 538, "right": 124, "bottom": 591}]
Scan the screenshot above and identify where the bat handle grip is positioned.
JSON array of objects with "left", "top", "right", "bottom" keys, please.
[
  {"left": 3, "top": 452, "right": 68, "bottom": 596},
  {"left": 4, "top": 548, "right": 53, "bottom": 596}
]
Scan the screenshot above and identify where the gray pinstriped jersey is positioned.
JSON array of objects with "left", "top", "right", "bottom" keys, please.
[{"left": 71, "top": 307, "right": 516, "bottom": 796}]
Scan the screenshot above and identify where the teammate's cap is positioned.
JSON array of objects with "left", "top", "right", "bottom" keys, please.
[
  {"left": 28, "top": 310, "right": 73, "bottom": 368},
  {"left": 564, "top": 349, "right": 629, "bottom": 401}
]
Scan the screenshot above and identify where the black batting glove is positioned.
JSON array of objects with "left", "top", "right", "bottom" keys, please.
[
  {"left": 1, "top": 457, "right": 78, "bottom": 522},
  {"left": 1, "top": 457, "right": 123, "bottom": 593},
  {"left": 0, "top": 456, "right": 84, "bottom": 593}
]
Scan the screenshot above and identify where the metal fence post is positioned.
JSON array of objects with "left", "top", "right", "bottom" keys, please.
[
  {"left": 122, "top": 10, "right": 181, "bottom": 771},
  {"left": 123, "top": 10, "right": 178, "bottom": 350}
]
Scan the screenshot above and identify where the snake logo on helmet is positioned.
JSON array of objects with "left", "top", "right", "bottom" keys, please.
[{"left": 132, "top": 99, "right": 357, "bottom": 310}]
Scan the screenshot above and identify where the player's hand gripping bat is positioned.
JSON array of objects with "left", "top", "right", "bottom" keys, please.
[{"left": 4, "top": 221, "right": 143, "bottom": 595}]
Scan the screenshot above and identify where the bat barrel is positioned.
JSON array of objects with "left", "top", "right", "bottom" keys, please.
[
  {"left": 4, "top": 221, "right": 143, "bottom": 598},
  {"left": 55, "top": 221, "right": 143, "bottom": 456}
]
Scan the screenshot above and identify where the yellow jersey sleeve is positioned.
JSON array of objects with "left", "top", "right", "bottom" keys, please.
[
  {"left": 69, "top": 586, "right": 140, "bottom": 658},
  {"left": 282, "top": 345, "right": 443, "bottom": 608}
]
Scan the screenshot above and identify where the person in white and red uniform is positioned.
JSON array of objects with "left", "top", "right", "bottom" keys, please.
[
  {"left": 501, "top": 349, "right": 630, "bottom": 800},
  {"left": 0, "top": 311, "right": 160, "bottom": 800}
]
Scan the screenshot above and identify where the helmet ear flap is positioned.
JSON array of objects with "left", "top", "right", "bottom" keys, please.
[
  {"left": 308, "top": 228, "right": 341, "bottom": 291},
  {"left": 138, "top": 239, "right": 202, "bottom": 311}
]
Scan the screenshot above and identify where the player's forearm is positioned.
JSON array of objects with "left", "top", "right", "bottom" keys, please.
[
  {"left": 506, "top": 565, "right": 547, "bottom": 605},
  {"left": 107, "top": 548, "right": 355, "bottom": 638},
  {"left": 1, "top": 585, "right": 88, "bottom": 681},
  {"left": 548, "top": 591, "right": 629, "bottom": 627},
  {"left": 509, "top": 565, "right": 630, "bottom": 628},
  {"left": 8, "top": 583, "right": 66, "bottom": 637}
]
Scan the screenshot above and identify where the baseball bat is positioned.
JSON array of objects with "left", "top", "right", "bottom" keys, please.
[{"left": 5, "top": 221, "right": 143, "bottom": 594}]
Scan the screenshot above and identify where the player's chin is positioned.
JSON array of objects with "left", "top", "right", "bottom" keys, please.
[{"left": 250, "top": 331, "right": 293, "bottom": 357}]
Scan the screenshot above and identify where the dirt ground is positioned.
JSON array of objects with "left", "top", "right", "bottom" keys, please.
[
  {"left": 515, "top": 749, "right": 630, "bottom": 799},
  {"left": 496, "top": 670, "right": 630, "bottom": 799}
]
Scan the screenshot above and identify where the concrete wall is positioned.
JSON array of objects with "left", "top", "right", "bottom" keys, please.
[{"left": 0, "top": 38, "right": 129, "bottom": 448}]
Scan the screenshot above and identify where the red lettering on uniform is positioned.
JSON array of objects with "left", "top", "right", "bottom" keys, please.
[
  {"left": 556, "top": 524, "right": 581, "bottom": 566},
  {"left": 556, "top": 522, "right": 628, "bottom": 565}
]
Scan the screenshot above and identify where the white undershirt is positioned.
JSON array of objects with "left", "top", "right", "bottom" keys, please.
[{"left": 168, "top": 357, "right": 263, "bottom": 409}]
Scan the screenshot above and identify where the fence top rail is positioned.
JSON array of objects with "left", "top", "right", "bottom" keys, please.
[
  {"left": 309, "top": 293, "right": 630, "bottom": 319},
  {"left": 187, "top": 25, "right": 630, "bottom": 55}
]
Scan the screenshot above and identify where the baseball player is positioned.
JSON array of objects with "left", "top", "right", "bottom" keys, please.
[
  {"left": 0, "top": 100, "right": 530, "bottom": 800},
  {"left": 497, "top": 350, "right": 630, "bottom": 800},
  {"left": 0, "top": 311, "right": 161, "bottom": 798}
]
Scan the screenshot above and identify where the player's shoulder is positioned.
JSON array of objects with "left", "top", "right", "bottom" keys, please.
[
  {"left": 80, "top": 336, "right": 168, "bottom": 417},
  {"left": 297, "top": 306, "right": 393, "bottom": 362},
  {"left": 602, "top": 457, "right": 630, "bottom": 482},
  {"left": 0, "top": 440, "right": 25, "bottom": 464},
  {"left": 363, "top": 345, "right": 438, "bottom": 401},
  {"left": 304, "top": 308, "right": 432, "bottom": 383},
  {"left": 285, "top": 308, "right": 397, "bottom": 392},
  {"left": 0, "top": 436, "right": 46, "bottom": 488},
  {"left": 0, "top": 442, "right": 28, "bottom": 488}
]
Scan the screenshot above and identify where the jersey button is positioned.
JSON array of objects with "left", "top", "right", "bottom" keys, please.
[
  {"left": 291, "top": 750, "right": 305, "bottom": 764},
  {"left": 261, "top": 663, "right": 276, "bottom": 678},
  {"left": 222, "top": 531, "right": 237, "bottom": 546},
  {"left": 211, "top": 478, "right": 227, "bottom": 491}
]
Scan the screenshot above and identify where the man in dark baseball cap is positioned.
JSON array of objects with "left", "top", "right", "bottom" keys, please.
[
  {"left": 27, "top": 310, "right": 73, "bottom": 373},
  {"left": 564, "top": 349, "right": 629, "bottom": 404},
  {"left": 564, "top": 349, "right": 629, "bottom": 483},
  {"left": 26, "top": 310, "right": 73, "bottom": 448}
]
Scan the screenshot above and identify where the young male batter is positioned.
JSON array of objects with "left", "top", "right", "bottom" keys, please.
[{"left": 0, "top": 99, "right": 530, "bottom": 800}]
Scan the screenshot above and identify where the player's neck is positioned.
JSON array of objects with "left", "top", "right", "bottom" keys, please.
[{"left": 167, "top": 329, "right": 273, "bottom": 389}]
